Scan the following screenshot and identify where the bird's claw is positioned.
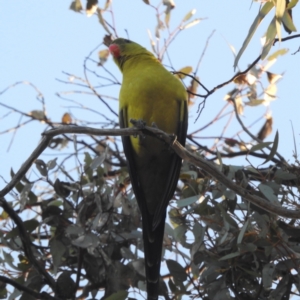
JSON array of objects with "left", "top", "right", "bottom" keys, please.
[
  {"left": 130, "top": 119, "right": 146, "bottom": 129},
  {"left": 130, "top": 119, "right": 146, "bottom": 140}
]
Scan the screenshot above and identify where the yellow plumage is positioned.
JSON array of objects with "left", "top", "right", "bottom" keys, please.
[{"left": 109, "top": 38, "right": 188, "bottom": 300}]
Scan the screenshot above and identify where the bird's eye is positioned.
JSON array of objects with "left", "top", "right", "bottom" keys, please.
[{"left": 124, "top": 39, "right": 132, "bottom": 43}]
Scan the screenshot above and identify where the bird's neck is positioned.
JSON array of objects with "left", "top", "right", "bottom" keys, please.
[{"left": 122, "top": 53, "right": 161, "bottom": 74}]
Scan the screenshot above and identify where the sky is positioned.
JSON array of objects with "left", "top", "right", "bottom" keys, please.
[{"left": 1, "top": 0, "right": 300, "bottom": 299}]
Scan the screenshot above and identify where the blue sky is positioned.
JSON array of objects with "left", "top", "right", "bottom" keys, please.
[{"left": 1, "top": 1, "right": 300, "bottom": 186}]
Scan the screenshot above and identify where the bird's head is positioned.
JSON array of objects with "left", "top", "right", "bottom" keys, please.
[{"left": 109, "top": 38, "right": 153, "bottom": 71}]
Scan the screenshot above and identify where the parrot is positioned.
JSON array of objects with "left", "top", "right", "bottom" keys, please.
[{"left": 109, "top": 38, "right": 188, "bottom": 300}]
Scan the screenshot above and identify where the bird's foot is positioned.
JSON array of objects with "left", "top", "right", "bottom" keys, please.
[
  {"left": 130, "top": 119, "right": 146, "bottom": 140},
  {"left": 130, "top": 119, "right": 146, "bottom": 129}
]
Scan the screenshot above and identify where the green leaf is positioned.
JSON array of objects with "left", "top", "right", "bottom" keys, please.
[
  {"left": 263, "top": 130, "right": 279, "bottom": 164},
  {"left": 287, "top": 0, "right": 299, "bottom": 9},
  {"left": 282, "top": 10, "right": 297, "bottom": 32},
  {"left": 181, "top": 18, "right": 201, "bottom": 30},
  {"left": 223, "top": 189, "right": 236, "bottom": 200},
  {"left": 262, "top": 263, "right": 275, "bottom": 289},
  {"left": 219, "top": 251, "right": 240, "bottom": 261},
  {"left": 47, "top": 158, "right": 57, "bottom": 170},
  {"left": 2, "top": 251, "right": 18, "bottom": 270},
  {"left": 267, "top": 48, "right": 289, "bottom": 60},
  {"left": 6, "top": 219, "right": 39, "bottom": 239},
  {"left": 274, "top": 169, "right": 297, "bottom": 180},
  {"left": 258, "top": 183, "right": 279, "bottom": 204},
  {"left": 193, "top": 196, "right": 214, "bottom": 216},
  {"left": 276, "top": 0, "right": 286, "bottom": 20},
  {"left": 89, "top": 153, "right": 106, "bottom": 170},
  {"left": 177, "top": 195, "right": 199, "bottom": 207},
  {"left": 71, "top": 233, "right": 99, "bottom": 249},
  {"left": 35, "top": 159, "right": 48, "bottom": 176},
  {"left": 182, "top": 9, "right": 196, "bottom": 22},
  {"left": 234, "top": 1, "right": 274, "bottom": 69},
  {"left": 261, "top": 17, "right": 277, "bottom": 60},
  {"left": 238, "top": 242, "right": 257, "bottom": 253},
  {"left": 11, "top": 169, "right": 37, "bottom": 204},
  {"left": 0, "top": 288, "right": 7, "bottom": 299},
  {"left": 166, "top": 259, "right": 187, "bottom": 282},
  {"left": 237, "top": 219, "right": 249, "bottom": 244},
  {"left": 192, "top": 222, "right": 205, "bottom": 243},
  {"left": 173, "top": 225, "right": 187, "bottom": 244},
  {"left": 276, "top": 18, "right": 282, "bottom": 42},
  {"left": 250, "top": 142, "right": 272, "bottom": 152},
  {"left": 105, "top": 290, "right": 128, "bottom": 300},
  {"left": 168, "top": 278, "right": 177, "bottom": 293},
  {"left": 50, "top": 239, "right": 66, "bottom": 275},
  {"left": 218, "top": 204, "right": 238, "bottom": 229}
]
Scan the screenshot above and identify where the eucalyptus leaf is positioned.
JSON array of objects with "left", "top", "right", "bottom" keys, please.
[
  {"left": 262, "top": 263, "right": 275, "bottom": 290},
  {"left": 166, "top": 259, "right": 187, "bottom": 282},
  {"left": 237, "top": 219, "right": 249, "bottom": 244},
  {"left": 234, "top": 1, "right": 274, "bottom": 69},
  {"left": 177, "top": 195, "right": 200, "bottom": 207}
]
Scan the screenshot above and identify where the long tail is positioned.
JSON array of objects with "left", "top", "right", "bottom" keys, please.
[{"left": 142, "top": 213, "right": 166, "bottom": 300}]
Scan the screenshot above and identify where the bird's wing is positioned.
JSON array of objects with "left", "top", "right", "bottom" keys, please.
[
  {"left": 119, "top": 98, "right": 188, "bottom": 230},
  {"left": 152, "top": 98, "right": 188, "bottom": 230}
]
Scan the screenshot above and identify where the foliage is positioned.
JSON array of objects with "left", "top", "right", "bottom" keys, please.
[{"left": 1, "top": 0, "right": 300, "bottom": 299}]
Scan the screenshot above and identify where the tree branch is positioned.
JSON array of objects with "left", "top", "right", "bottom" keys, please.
[
  {"left": 0, "top": 136, "right": 52, "bottom": 197},
  {"left": 0, "top": 275, "right": 60, "bottom": 300},
  {"left": 0, "top": 197, "right": 56, "bottom": 289}
]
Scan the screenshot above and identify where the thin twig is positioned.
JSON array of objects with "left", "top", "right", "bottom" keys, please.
[{"left": 195, "top": 30, "right": 216, "bottom": 74}]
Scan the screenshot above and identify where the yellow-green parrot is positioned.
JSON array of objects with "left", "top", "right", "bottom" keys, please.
[{"left": 109, "top": 38, "right": 188, "bottom": 300}]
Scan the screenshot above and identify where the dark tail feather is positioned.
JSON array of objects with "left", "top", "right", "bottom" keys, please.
[{"left": 142, "top": 213, "right": 166, "bottom": 300}]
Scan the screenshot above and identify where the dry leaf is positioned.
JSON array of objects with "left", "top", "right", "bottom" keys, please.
[
  {"left": 62, "top": 113, "right": 72, "bottom": 124},
  {"left": 176, "top": 66, "right": 193, "bottom": 79},
  {"left": 233, "top": 74, "right": 248, "bottom": 85},
  {"left": 257, "top": 115, "right": 273, "bottom": 140},
  {"left": 70, "top": 0, "right": 83, "bottom": 12},
  {"left": 187, "top": 76, "right": 199, "bottom": 101},
  {"left": 98, "top": 49, "right": 110, "bottom": 65},
  {"left": 266, "top": 71, "right": 282, "bottom": 84},
  {"left": 86, "top": 0, "right": 98, "bottom": 16},
  {"left": 182, "top": 9, "right": 196, "bottom": 22},
  {"left": 29, "top": 110, "right": 47, "bottom": 121}
]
